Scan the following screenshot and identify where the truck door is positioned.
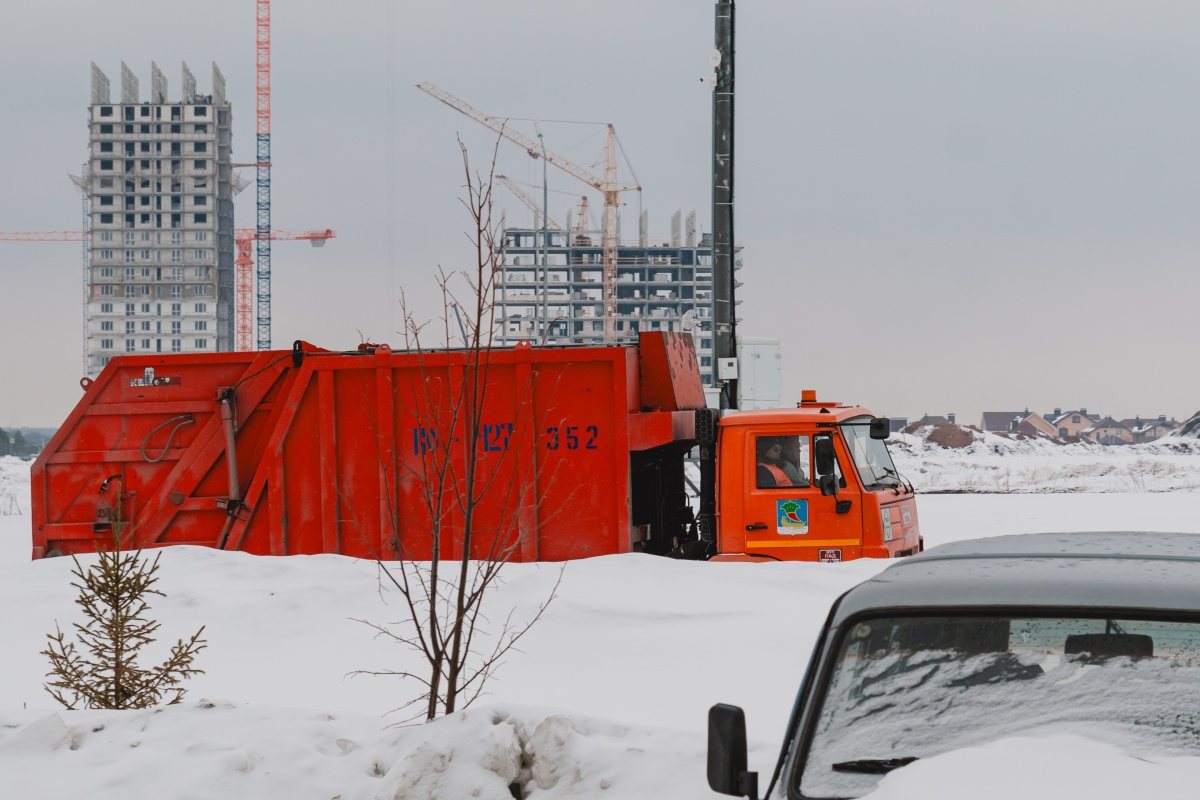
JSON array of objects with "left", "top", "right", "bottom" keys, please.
[{"left": 741, "top": 432, "right": 864, "bottom": 562}]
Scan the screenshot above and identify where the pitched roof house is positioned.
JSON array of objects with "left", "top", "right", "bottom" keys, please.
[
  {"left": 1083, "top": 417, "right": 1133, "bottom": 445},
  {"left": 980, "top": 412, "right": 1026, "bottom": 432},
  {"left": 980, "top": 410, "right": 1055, "bottom": 437},
  {"left": 1120, "top": 415, "right": 1179, "bottom": 443},
  {"left": 1049, "top": 409, "right": 1095, "bottom": 439}
]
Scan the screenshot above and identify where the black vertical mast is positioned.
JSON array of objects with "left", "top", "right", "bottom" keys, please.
[{"left": 712, "top": 0, "right": 736, "bottom": 409}]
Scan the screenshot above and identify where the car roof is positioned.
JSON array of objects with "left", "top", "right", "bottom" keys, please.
[{"left": 831, "top": 532, "right": 1200, "bottom": 626}]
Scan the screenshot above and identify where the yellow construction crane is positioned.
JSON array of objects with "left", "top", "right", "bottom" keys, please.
[
  {"left": 495, "top": 175, "right": 563, "bottom": 231},
  {"left": 417, "top": 82, "right": 641, "bottom": 342}
]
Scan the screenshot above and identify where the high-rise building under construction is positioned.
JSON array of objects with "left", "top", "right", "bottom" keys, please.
[
  {"left": 82, "top": 62, "right": 234, "bottom": 375},
  {"left": 495, "top": 209, "right": 741, "bottom": 388}
]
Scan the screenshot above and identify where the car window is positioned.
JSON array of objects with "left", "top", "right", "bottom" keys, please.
[{"left": 796, "top": 613, "right": 1200, "bottom": 798}]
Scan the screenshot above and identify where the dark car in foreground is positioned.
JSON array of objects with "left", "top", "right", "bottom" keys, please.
[{"left": 708, "top": 532, "right": 1200, "bottom": 799}]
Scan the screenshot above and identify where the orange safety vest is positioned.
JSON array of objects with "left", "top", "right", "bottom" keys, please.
[{"left": 758, "top": 461, "right": 793, "bottom": 487}]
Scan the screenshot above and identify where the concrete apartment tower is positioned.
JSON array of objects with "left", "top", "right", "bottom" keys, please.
[
  {"left": 496, "top": 209, "right": 740, "bottom": 388},
  {"left": 83, "top": 61, "right": 234, "bottom": 375}
]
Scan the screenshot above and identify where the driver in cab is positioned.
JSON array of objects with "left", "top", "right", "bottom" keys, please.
[{"left": 756, "top": 436, "right": 808, "bottom": 488}]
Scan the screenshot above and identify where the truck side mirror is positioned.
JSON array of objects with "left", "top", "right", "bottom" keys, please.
[
  {"left": 708, "top": 704, "right": 759, "bottom": 799},
  {"left": 870, "top": 417, "right": 891, "bottom": 440},
  {"left": 814, "top": 437, "right": 839, "bottom": 497}
]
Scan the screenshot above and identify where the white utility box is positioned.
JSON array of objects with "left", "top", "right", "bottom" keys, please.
[{"left": 735, "top": 336, "right": 782, "bottom": 410}]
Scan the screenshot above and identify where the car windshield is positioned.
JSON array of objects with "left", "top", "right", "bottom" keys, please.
[
  {"left": 841, "top": 416, "right": 899, "bottom": 489},
  {"left": 797, "top": 613, "right": 1200, "bottom": 798}
]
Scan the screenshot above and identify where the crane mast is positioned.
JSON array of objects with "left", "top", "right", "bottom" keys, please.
[
  {"left": 416, "top": 82, "right": 640, "bottom": 342},
  {"left": 255, "top": 0, "right": 273, "bottom": 350},
  {"left": 599, "top": 125, "right": 620, "bottom": 341},
  {"left": 572, "top": 197, "right": 591, "bottom": 245}
]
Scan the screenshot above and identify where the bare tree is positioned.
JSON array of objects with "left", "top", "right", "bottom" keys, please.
[
  {"left": 43, "top": 497, "right": 207, "bottom": 710},
  {"left": 354, "top": 136, "right": 562, "bottom": 722}
]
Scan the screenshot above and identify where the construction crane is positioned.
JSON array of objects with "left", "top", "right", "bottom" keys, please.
[
  {"left": 571, "top": 197, "right": 592, "bottom": 246},
  {"left": 0, "top": 228, "right": 333, "bottom": 353},
  {"left": 417, "top": 82, "right": 641, "bottom": 342},
  {"left": 231, "top": 1, "right": 274, "bottom": 350},
  {"left": 449, "top": 302, "right": 470, "bottom": 346},
  {"left": 254, "top": 0, "right": 273, "bottom": 351},
  {"left": 17, "top": 5, "right": 280, "bottom": 355},
  {"left": 233, "top": 228, "right": 336, "bottom": 351},
  {"left": 229, "top": 2, "right": 280, "bottom": 351},
  {"left": 495, "top": 175, "right": 563, "bottom": 231}
]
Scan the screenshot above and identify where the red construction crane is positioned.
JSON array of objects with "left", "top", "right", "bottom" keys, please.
[
  {"left": 254, "top": 0, "right": 273, "bottom": 351},
  {"left": 0, "top": 228, "right": 334, "bottom": 353},
  {"left": 15, "top": 4, "right": 290, "bottom": 355},
  {"left": 232, "top": 0, "right": 274, "bottom": 350},
  {"left": 417, "top": 82, "right": 641, "bottom": 342},
  {"left": 233, "top": 228, "right": 335, "bottom": 351}
]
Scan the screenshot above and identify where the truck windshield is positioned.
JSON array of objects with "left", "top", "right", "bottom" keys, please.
[
  {"left": 797, "top": 614, "right": 1200, "bottom": 798},
  {"left": 841, "top": 416, "right": 900, "bottom": 489}
]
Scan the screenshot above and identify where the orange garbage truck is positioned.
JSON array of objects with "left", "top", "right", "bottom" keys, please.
[{"left": 30, "top": 333, "right": 919, "bottom": 562}]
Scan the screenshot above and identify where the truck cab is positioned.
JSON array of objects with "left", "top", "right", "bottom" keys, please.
[{"left": 710, "top": 392, "right": 920, "bottom": 562}]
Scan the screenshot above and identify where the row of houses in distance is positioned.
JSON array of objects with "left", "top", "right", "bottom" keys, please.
[{"left": 903, "top": 408, "right": 1182, "bottom": 445}]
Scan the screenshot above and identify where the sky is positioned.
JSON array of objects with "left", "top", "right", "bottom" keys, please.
[{"left": 1, "top": 0, "right": 1198, "bottom": 427}]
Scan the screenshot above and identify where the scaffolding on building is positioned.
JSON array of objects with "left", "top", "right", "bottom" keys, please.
[{"left": 494, "top": 212, "right": 741, "bottom": 388}]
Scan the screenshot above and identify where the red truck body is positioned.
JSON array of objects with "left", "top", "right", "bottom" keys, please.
[{"left": 31, "top": 334, "right": 704, "bottom": 561}]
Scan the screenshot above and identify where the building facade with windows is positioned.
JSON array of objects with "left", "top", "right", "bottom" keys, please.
[
  {"left": 83, "top": 61, "right": 234, "bottom": 375},
  {"left": 495, "top": 210, "right": 741, "bottom": 388}
]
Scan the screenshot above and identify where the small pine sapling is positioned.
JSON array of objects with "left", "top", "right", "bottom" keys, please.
[{"left": 42, "top": 520, "right": 207, "bottom": 710}]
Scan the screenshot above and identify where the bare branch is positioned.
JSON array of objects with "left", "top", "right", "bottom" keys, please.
[{"left": 349, "top": 133, "right": 561, "bottom": 721}]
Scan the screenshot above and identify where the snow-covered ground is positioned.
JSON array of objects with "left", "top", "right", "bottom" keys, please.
[
  {"left": 891, "top": 428, "right": 1200, "bottom": 494},
  {"left": 2, "top": 448, "right": 1199, "bottom": 799}
]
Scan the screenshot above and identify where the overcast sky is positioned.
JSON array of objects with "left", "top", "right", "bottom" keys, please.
[{"left": 2, "top": 1, "right": 1197, "bottom": 427}]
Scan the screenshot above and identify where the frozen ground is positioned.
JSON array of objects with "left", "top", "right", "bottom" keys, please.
[
  {"left": 891, "top": 428, "right": 1200, "bottom": 494},
  {"left": 2, "top": 451, "right": 1199, "bottom": 798}
]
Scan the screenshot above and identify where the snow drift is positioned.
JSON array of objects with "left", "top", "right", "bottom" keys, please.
[
  {"left": 2, "top": 443, "right": 1199, "bottom": 799},
  {"left": 890, "top": 427, "right": 1200, "bottom": 493}
]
